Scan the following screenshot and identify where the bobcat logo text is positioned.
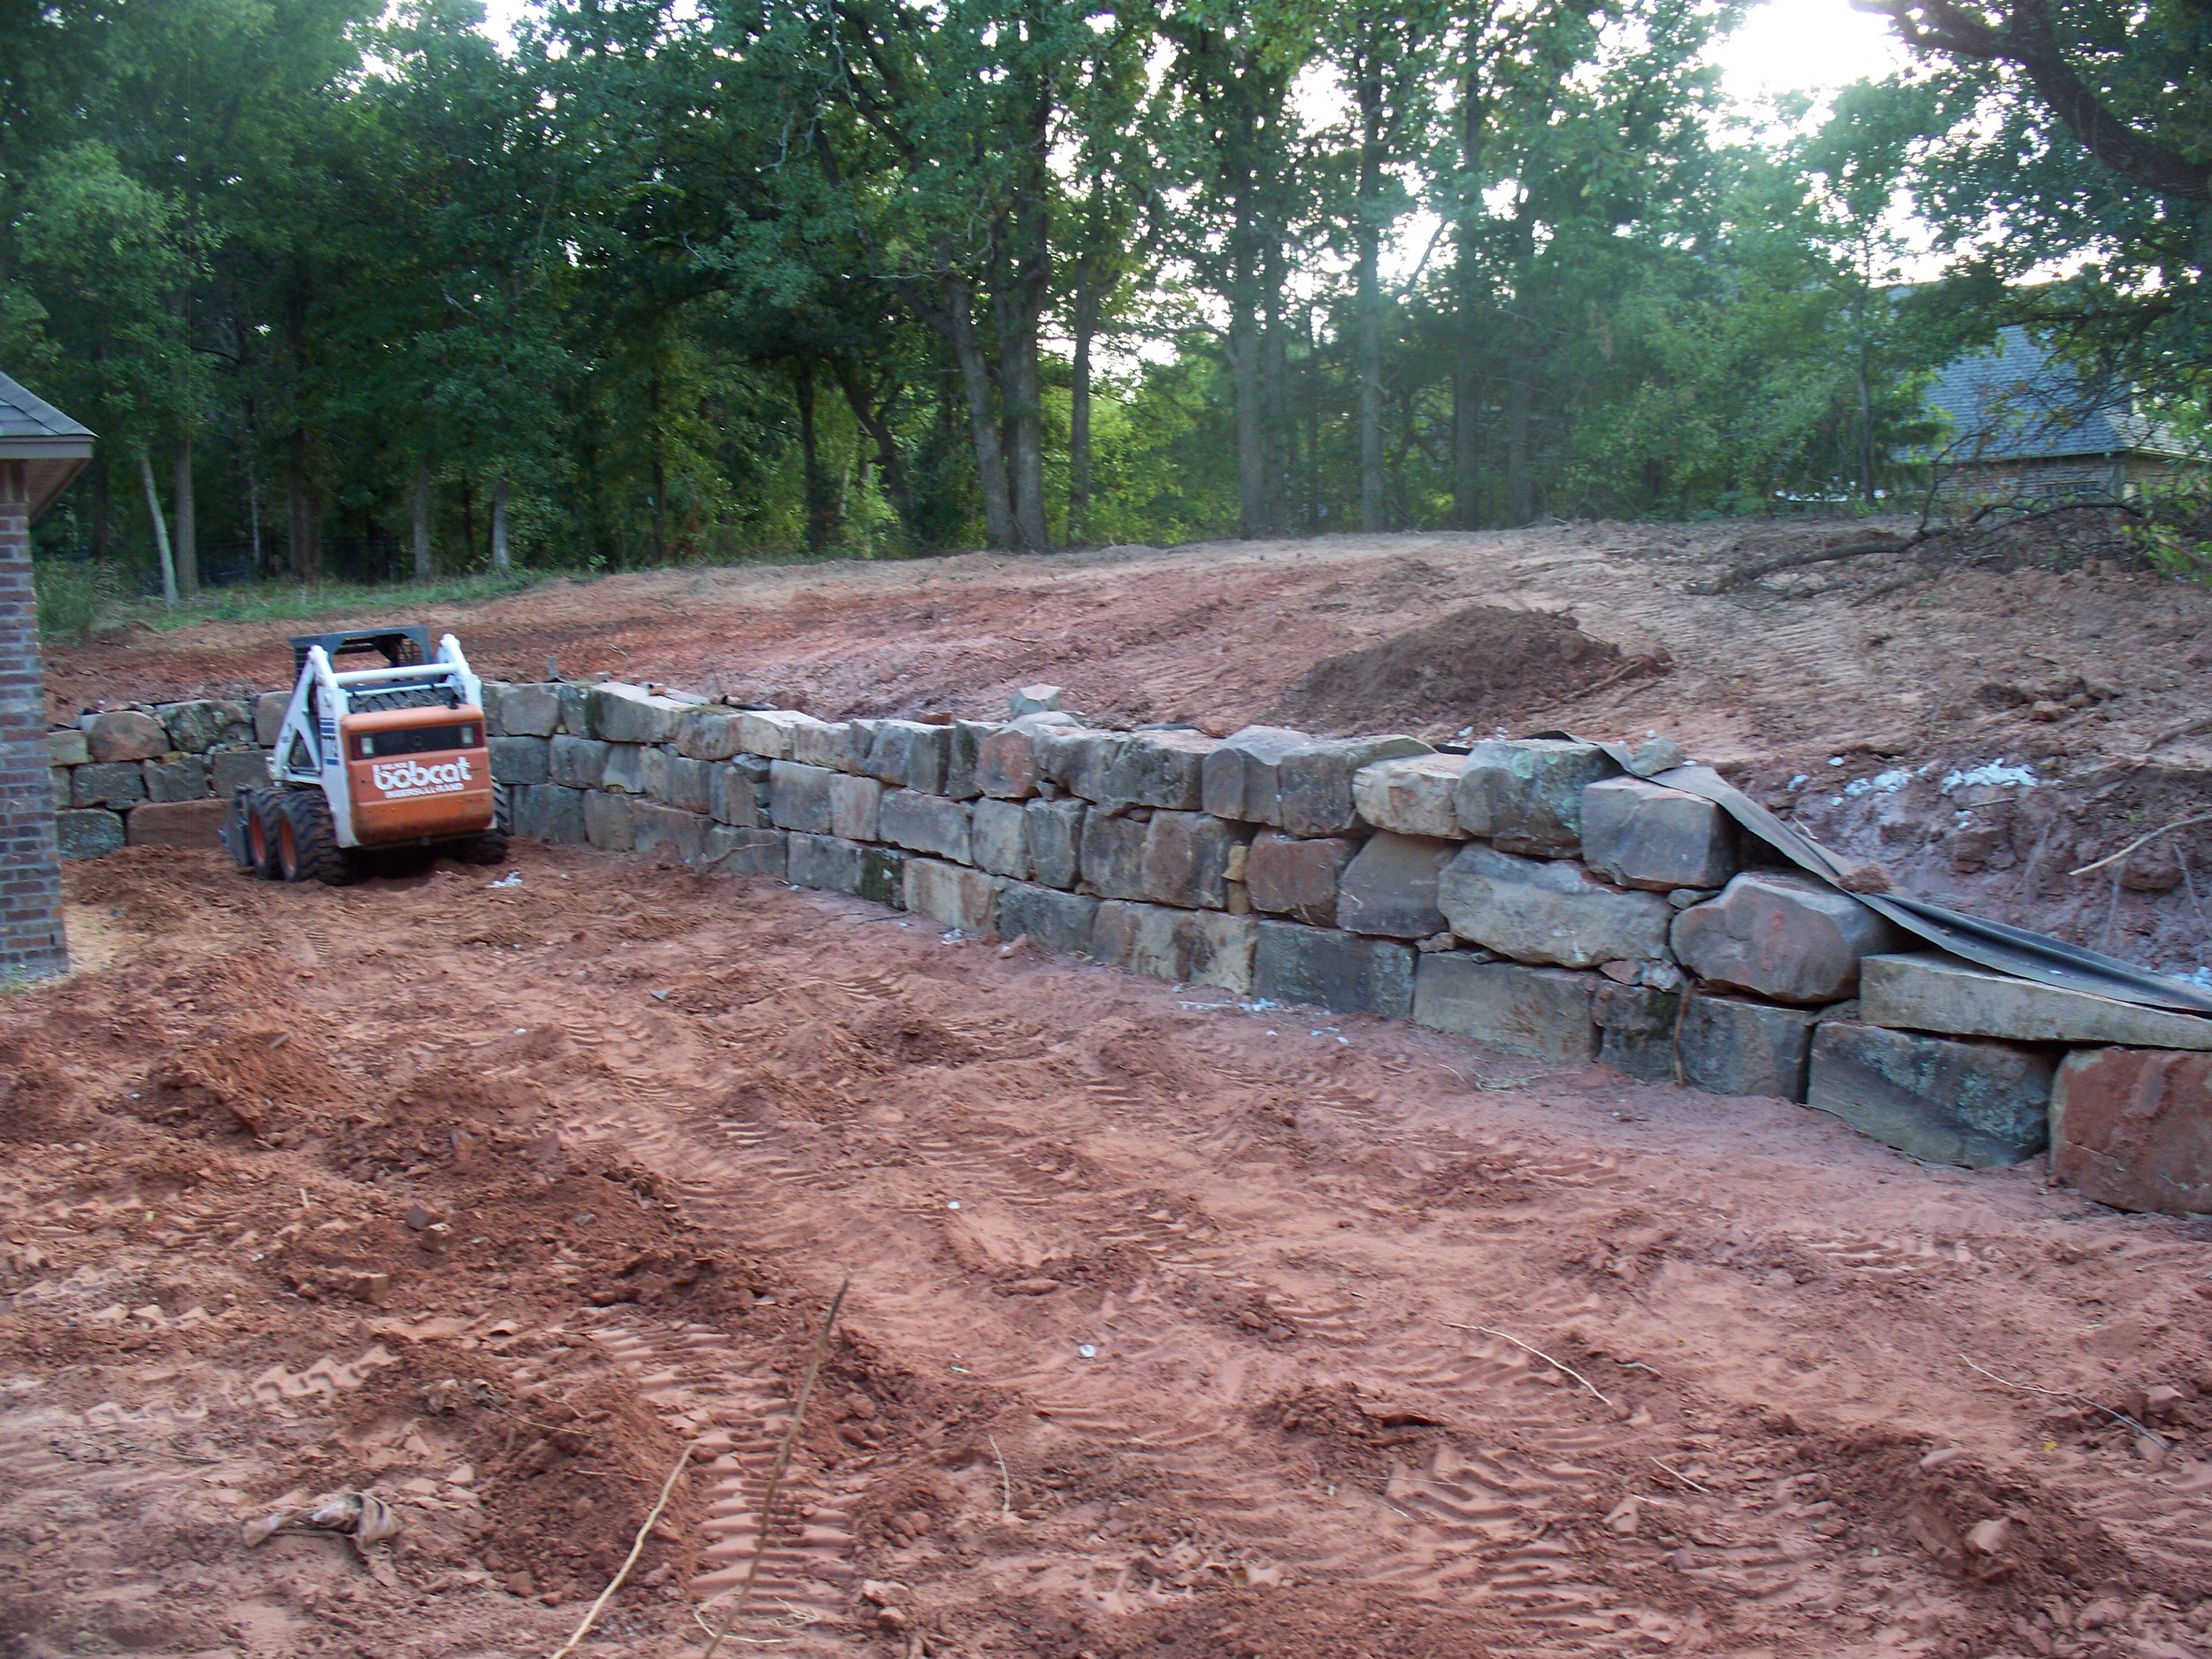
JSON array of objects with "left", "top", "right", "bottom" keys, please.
[{"left": 369, "top": 755, "right": 474, "bottom": 798}]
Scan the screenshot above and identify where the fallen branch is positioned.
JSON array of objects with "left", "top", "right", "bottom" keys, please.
[
  {"left": 1648, "top": 1457, "right": 1709, "bottom": 1494},
  {"left": 700, "top": 1277, "right": 852, "bottom": 1659},
  {"left": 1446, "top": 1322, "right": 1615, "bottom": 1409},
  {"left": 1960, "top": 1355, "right": 2163, "bottom": 1446},
  {"left": 2069, "top": 812, "right": 2212, "bottom": 877},
  {"left": 1686, "top": 536, "right": 1917, "bottom": 595},
  {"left": 987, "top": 1432, "right": 1014, "bottom": 1517},
  {"left": 549, "top": 1437, "right": 697, "bottom": 1659},
  {"left": 2145, "top": 712, "right": 2212, "bottom": 754}
]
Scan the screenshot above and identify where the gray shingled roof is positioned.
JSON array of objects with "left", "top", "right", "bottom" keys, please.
[
  {"left": 0, "top": 369, "right": 95, "bottom": 449},
  {"left": 1923, "top": 326, "right": 2185, "bottom": 464},
  {"left": 0, "top": 368, "right": 96, "bottom": 521}
]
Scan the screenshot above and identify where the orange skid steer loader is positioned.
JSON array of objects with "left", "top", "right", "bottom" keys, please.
[{"left": 220, "top": 626, "right": 507, "bottom": 885}]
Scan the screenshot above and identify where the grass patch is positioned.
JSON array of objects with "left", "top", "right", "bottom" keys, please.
[
  {"left": 32, "top": 558, "right": 128, "bottom": 641},
  {"left": 43, "top": 568, "right": 551, "bottom": 641}
]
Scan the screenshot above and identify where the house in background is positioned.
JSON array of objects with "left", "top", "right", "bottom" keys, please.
[{"left": 1918, "top": 325, "right": 2196, "bottom": 504}]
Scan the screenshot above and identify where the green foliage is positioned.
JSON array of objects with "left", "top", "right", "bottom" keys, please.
[
  {"left": 31, "top": 558, "right": 126, "bottom": 641},
  {"left": 4, "top": 0, "right": 2185, "bottom": 582}
]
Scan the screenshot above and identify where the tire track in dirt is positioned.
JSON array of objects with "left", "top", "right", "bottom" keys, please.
[{"left": 537, "top": 964, "right": 1760, "bottom": 1652}]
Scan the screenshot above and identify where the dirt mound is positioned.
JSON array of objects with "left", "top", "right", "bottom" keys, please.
[
  {"left": 1272, "top": 603, "right": 1665, "bottom": 736},
  {"left": 1258, "top": 1383, "right": 1448, "bottom": 1483},
  {"left": 145, "top": 1024, "right": 358, "bottom": 1140}
]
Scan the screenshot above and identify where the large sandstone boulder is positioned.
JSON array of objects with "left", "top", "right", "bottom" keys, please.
[
  {"left": 1079, "top": 810, "right": 1148, "bottom": 901},
  {"left": 587, "top": 683, "right": 687, "bottom": 744},
  {"left": 1806, "top": 1021, "right": 2053, "bottom": 1168},
  {"left": 1413, "top": 956, "right": 1600, "bottom": 1064},
  {"left": 1253, "top": 921, "right": 1415, "bottom": 1018},
  {"left": 1862, "top": 953, "right": 2212, "bottom": 1049},
  {"left": 1201, "top": 725, "right": 1310, "bottom": 824},
  {"left": 1453, "top": 738, "right": 1616, "bottom": 856},
  {"left": 1671, "top": 871, "right": 1897, "bottom": 1004},
  {"left": 1099, "top": 730, "right": 1216, "bottom": 811},
  {"left": 82, "top": 710, "right": 168, "bottom": 764},
  {"left": 1351, "top": 753, "right": 1468, "bottom": 839},
  {"left": 1580, "top": 777, "right": 1737, "bottom": 892},
  {"left": 1141, "top": 810, "right": 1240, "bottom": 909},
  {"left": 1244, "top": 830, "right": 1358, "bottom": 927},
  {"left": 1439, "top": 843, "right": 1671, "bottom": 968},
  {"left": 2050, "top": 1047, "right": 2212, "bottom": 1216},
  {"left": 1335, "top": 833, "right": 1457, "bottom": 938},
  {"left": 1025, "top": 798, "right": 1086, "bottom": 889},
  {"left": 1277, "top": 736, "right": 1432, "bottom": 838}
]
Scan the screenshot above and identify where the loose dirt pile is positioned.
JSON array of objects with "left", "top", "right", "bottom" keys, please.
[
  {"left": 4, "top": 844, "right": 2209, "bottom": 1657},
  {"left": 1272, "top": 602, "right": 1665, "bottom": 735}
]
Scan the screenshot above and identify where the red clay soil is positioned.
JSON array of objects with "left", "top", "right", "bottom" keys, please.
[{"left": 4, "top": 844, "right": 2209, "bottom": 1658}]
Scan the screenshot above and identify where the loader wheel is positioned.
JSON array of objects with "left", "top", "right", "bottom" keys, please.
[
  {"left": 277, "top": 789, "right": 355, "bottom": 886},
  {"left": 452, "top": 828, "right": 510, "bottom": 866},
  {"left": 247, "top": 790, "right": 285, "bottom": 880},
  {"left": 222, "top": 789, "right": 257, "bottom": 872}
]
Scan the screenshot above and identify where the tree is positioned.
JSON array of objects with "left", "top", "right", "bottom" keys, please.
[{"left": 1871, "top": 0, "right": 2212, "bottom": 402}]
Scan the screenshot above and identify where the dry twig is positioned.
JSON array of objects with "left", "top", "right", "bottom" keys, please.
[
  {"left": 1648, "top": 1458, "right": 1709, "bottom": 1494},
  {"left": 1446, "top": 1323, "right": 1615, "bottom": 1409},
  {"left": 1960, "top": 1355, "right": 2163, "bottom": 1446},
  {"left": 2069, "top": 812, "right": 2212, "bottom": 878},
  {"left": 987, "top": 1433, "right": 1014, "bottom": 1517},
  {"left": 549, "top": 1438, "right": 696, "bottom": 1659},
  {"left": 699, "top": 1277, "right": 852, "bottom": 1659}
]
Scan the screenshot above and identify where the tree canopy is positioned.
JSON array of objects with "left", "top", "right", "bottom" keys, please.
[{"left": 1, "top": 0, "right": 2200, "bottom": 587}]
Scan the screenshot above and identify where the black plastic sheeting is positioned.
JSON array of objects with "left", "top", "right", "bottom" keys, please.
[{"left": 1564, "top": 739, "right": 2212, "bottom": 1018}]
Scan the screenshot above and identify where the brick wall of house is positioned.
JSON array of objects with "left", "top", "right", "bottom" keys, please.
[{"left": 0, "top": 459, "right": 68, "bottom": 979}]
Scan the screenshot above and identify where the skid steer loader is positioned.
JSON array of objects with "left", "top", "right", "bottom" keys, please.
[{"left": 219, "top": 626, "right": 506, "bottom": 885}]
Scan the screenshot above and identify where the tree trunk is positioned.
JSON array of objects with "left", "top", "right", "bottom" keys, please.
[
  {"left": 995, "top": 234, "right": 1050, "bottom": 552},
  {"left": 1069, "top": 265, "right": 1097, "bottom": 543},
  {"left": 940, "top": 272, "right": 1019, "bottom": 552},
  {"left": 1356, "top": 242, "right": 1386, "bottom": 534},
  {"left": 1855, "top": 329, "right": 1878, "bottom": 507},
  {"left": 795, "top": 361, "right": 834, "bottom": 554},
  {"left": 1000, "top": 72, "right": 1053, "bottom": 554},
  {"left": 247, "top": 447, "right": 266, "bottom": 578},
  {"left": 285, "top": 260, "right": 317, "bottom": 580},
  {"left": 411, "top": 459, "right": 433, "bottom": 580},
  {"left": 490, "top": 478, "right": 511, "bottom": 573},
  {"left": 1505, "top": 325, "right": 1533, "bottom": 526},
  {"left": 138, "top": 448, "right": 179, "bottom": 607},
  {"left": 287, "top": 427, "right": 319, "bottom": 581},
  {"left": 647, "top": 367, "right": 667, "bottom": 564},
  {"left": 1450, "top": 60, "right": 1489, "bottom": 530},
  {"left": 173, "top": 434, "right": 198, "bottom": 596},
  {"left": 461, "top": 480, "right": 475, "bottom": 565},
  {"left": 833, "top": 366, "right": 913, "bottom": 527},
  {"left": 1354, "top": 51, "right": 1387, "bottom": 535},
  {"left": 1230, "top": 288, "right": 1268, "bottom": 539},
  {"left": 1261, "top": 249, "right": 1291, "bottom": 537},
  {"left": 91, "top": 463, "right": 110, "bottom": 563}
]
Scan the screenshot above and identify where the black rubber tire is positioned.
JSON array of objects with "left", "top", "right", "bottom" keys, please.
[
  {"left": 277, "top": 788, "right": 355, "bottom": 886},
  {"left": 222, "top": 788, "right": 257, "bottom": 871},
  {"left": 452, "top": 828, "right": 510, "bottom": 866},
  {"left": 247, "top": 790, "right": 286, "bottom": 880}
]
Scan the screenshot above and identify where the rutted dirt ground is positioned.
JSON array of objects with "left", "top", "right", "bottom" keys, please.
[
  {"left": 43, "top": 521, "right": 2212, "bottom": 976},
  {"left": 4, "top": 845, "right": 2210, "bottom": 1658}
]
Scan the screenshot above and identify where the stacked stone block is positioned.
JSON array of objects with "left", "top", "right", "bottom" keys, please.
[
  {"left": 45, "top": 695, "right": 272, "bottom": 861},
  {"left": 49, "top": 671, "right": 2212, "bottom": 1210}
]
